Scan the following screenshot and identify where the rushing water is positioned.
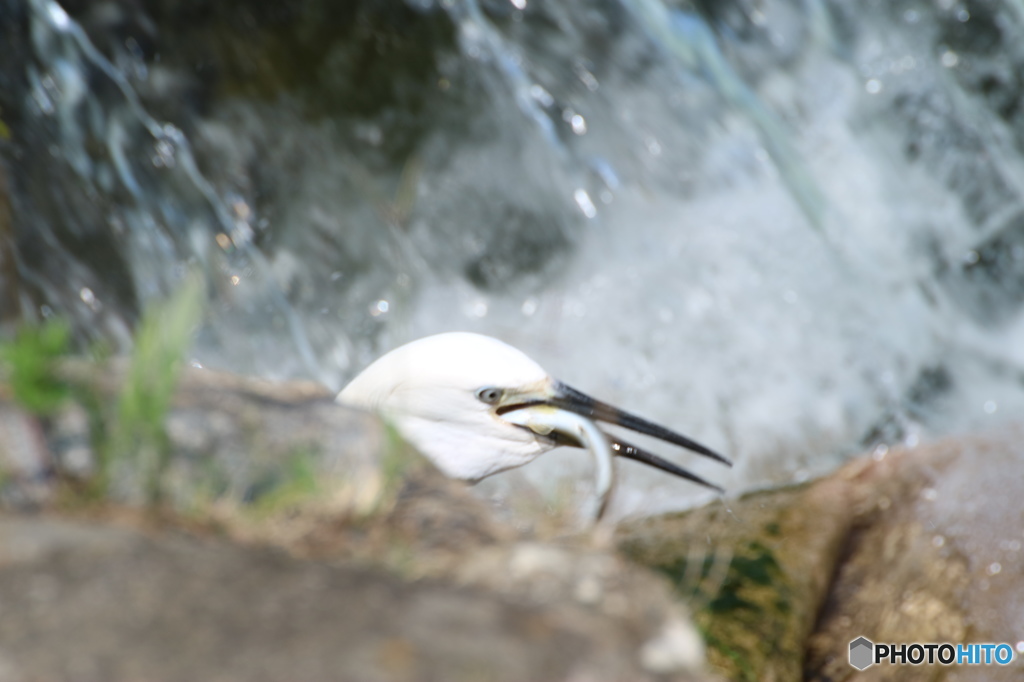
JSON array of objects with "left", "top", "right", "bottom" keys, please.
[{"left": 5, "top": 0, "right": 1024, "bottom": 515}]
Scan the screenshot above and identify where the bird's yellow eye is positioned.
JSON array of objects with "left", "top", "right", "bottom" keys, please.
[{"left": 476, "top": 387, "right": 504, "bottom": 405}]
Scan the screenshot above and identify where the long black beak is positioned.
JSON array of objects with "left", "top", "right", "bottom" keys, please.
[
  {"left": 609, "top": 438, "right": 725, "bottom": 493},
  {"left": 547, "top": 382, "right": 731, "bottom": 489}
]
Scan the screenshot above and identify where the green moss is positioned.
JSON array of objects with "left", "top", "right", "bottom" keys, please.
[
  {"left": 249, "top": 448, "right": 322, "bottom": 515},
  {"left": 711, "top": 542, "right": 783, "bottom": 608},
  {"left": 702, "top": 630, "right": 757, "bottom": 681},
  {"left": 624, "top": 532, "right": 798, "bottom": 682}
]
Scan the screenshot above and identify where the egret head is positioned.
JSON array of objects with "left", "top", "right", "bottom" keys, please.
[{"left": 338, "top": 332, "right": 730, "bottom": 517}]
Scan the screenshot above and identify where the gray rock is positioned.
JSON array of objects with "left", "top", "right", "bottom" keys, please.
[
  {"left": 0, "top": 363, "right": 710, "bottom": 682},
  {"left": 0, "top": 515, "right": 703, "bottom": 682}
]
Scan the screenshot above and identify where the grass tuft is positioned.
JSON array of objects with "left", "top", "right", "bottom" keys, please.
[
  {"left": 104, "top": 274, "right": 204, "bottom": 504},
  {"left": 0, "top": 319, "right": 72, "bottom": 414}
]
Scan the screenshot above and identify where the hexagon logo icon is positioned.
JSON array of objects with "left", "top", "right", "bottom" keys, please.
[{"left": 849, "top": 637, "right": 874, "bottom": 670}]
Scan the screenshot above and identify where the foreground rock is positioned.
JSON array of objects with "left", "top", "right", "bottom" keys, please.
[
  {"left": 619, "top": 431, "right": 1024, "bottom": 681},
  {"left": 4, "top": 360, "right": 1023, "bottom": 681},
  {"left": 0, "top": 514, "right": 706, "bottom": 682},
  {"left": 0, "top": 363, "right": 709, "bottom": 682}
]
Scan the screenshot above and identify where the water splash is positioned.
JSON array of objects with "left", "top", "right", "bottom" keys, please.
[
  {"left": 447, "top": 0, "right": 567, "bottom": 156},
  {"left": 622, "top": 0, "right": 827, "bottom": 230},
  {"left": 8, "top": 0, "right": 1024, "bottom": 516},
  {"left": 23, "top": 0, "right": 319, "bottom": 378}
]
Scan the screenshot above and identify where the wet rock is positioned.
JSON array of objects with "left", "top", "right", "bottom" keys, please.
[
  {"left": 619, "top": 433, "right": 1024, "bottom": 682},
  {"left": 618, "top": 478, "right": 848, "bottom": 682},
  {"left": 807, "top": 434, "right": 1024, "bottom": 682}
]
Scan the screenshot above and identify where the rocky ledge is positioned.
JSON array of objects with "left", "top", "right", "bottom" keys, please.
[{"left": 1, "top": 362, "right": 1021, "bottom": 681}]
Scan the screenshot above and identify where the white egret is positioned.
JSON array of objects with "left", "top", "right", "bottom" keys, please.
[{"left": 337, "top": 332, "right": 730, "bottom": 517}]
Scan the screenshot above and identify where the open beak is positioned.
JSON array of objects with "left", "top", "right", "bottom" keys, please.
[
  {"left": 548, "top": 383, "right": 731, "bottom": 469},
  {"left": 499, "top": 382, "right": 731, "bottom": 516}
]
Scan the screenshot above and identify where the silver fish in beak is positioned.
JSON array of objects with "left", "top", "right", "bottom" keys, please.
[{"left": 499, "top": 382, "right": 730, "bottom": 517}]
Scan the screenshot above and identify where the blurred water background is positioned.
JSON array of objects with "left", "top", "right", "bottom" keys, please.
[{"left": 4, "top": 0, "right": 1024, "bottom": 516}]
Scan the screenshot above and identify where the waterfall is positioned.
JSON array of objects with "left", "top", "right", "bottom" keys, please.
[{"left": 6, "top": 0, "right": 1024, "bottom": 514}]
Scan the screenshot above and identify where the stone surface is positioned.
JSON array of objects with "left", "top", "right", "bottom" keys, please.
[
  {"left": 5, "top": 360, "right": 1023, "bottom": 682},
  {"left": 806, "top": 433, "right": 1024, "bottom": 682},
  {"left": 618, "top": 478, "right": 848, "bottom": 682},
  {"left": 621, "top": 432, "right": 1024, "bottom": 682},
  {"left": 2, "top": 361, "right": 391, "bottom": 513},
  {"left": 0, "top": 515, "right": 700, "bottom": 682},
  {"left": 0, "top": 363, "right": 710, "bottom": 682}
]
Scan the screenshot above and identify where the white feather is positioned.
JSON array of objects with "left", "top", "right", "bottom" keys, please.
[{"left": 338, "top": 332, "right": 557, "bottom": 481}]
